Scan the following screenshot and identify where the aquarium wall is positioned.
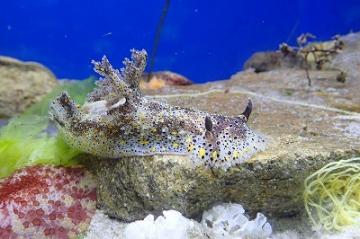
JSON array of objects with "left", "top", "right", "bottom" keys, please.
[{"left": 1, "top": 0, "right": 359, "bottom": 82}]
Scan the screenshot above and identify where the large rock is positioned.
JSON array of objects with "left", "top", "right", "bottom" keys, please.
[
  {"left": 83, "top": 33, "right": 360, "bottom": 222},
  {"left": 0, "top": 56, "right": 58, "bottom": 118},
  {"left": 243, "top": 51, "right": 302, "bottom": 72}
]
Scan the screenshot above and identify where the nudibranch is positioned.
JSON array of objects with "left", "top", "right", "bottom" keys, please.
[{"left": 50, "top": 49, "right": 266, "bottom": 169}]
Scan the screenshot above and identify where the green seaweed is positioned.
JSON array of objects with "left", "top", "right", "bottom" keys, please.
[
  {"left": 304, "top": 157, "right": 360, "bottom": 231},
  {"left": 0, "top": 78, "right": 95, "bottom": 178},
  {"left": 25, "top": 78, "right": 96, "bottom": 117}
]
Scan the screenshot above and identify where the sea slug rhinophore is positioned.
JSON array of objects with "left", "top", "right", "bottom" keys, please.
[{"left": 50, "top": 49, "right": 266, "bottom": 169}]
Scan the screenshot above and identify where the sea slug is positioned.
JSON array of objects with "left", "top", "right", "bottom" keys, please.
[{"left": 50, "top": 49, "right": 266, "bottom": 168}]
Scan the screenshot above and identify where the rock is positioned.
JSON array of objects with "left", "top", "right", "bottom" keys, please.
[
  {"left": 243, "top": 34, "right": 345, "bottom": 74},
  {"left": 83, "top": 33, "right": 360, "bottom": 223},
  {"left": 243, "top": 51, "right": 281, "bottom": 72},
  {"left": 140, "top": 71, "right": 192, "bottom": 90},
  {"left": 85, "top": 210, "right": 126, "bottom": 239},
  {"left": 0, "top": 165, "right": 96, "bottom": 238},
  {"left": 243, "top": 51, "right": 302, "bottom": 72},
  {"left": 0, "top": 56, "right": 58, "bottom": 118}
]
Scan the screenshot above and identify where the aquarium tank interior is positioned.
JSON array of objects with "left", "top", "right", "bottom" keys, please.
[{"left": 1, "top": 1, "right": 360, "bottom": 239}]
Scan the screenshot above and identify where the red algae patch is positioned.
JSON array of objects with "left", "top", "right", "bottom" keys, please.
[{"left": 0, "top": 165, "right": 96, "bottom": 239}]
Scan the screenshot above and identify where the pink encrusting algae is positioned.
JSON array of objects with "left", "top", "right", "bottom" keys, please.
[{"left": 0, "top": 165, "right": 97, "bottom": 239}]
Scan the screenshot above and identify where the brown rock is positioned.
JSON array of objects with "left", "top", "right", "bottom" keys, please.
[
  {"left": 140, "top": 71, "right": 192, "bottom": 90},
  {"left": 243, "top": 51, "right": 303, "bottom": 72},
  {"left": 0, "top": 56, "right": 58, "bottom": 118}
]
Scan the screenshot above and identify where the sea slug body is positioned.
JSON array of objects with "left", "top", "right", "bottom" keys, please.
[{"left": 50, "top": 49, "right": 266, "bottom": 169}]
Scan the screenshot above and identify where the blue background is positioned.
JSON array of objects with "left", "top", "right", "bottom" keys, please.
[{"left": 1, "top": 0, "right": 360, "bottom": 82}]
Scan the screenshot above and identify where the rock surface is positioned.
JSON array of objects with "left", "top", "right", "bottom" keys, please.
[
  {"left": 243, "top": 34, "right": 344, "bottom": 74},
  {"left": 243, "top": 51, "right": 302, "bottom": 72},
  {"left": 84, "top": 33, "right": 360, "bottom": 222},
  {"left": 0, "top": 56, "right": 58, "bottom": 118}
]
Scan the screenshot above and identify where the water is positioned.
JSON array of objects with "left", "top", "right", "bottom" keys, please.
[
  {"left": 1, "top": 1, "right": 360, "bottom": 238},
  {"left": 1, "top": 0, "right": 359, "bottom": 82}
]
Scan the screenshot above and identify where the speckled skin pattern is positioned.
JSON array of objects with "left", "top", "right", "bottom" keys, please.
[{"left": 50, "top": 49, "right": 266, "bottom": 169}]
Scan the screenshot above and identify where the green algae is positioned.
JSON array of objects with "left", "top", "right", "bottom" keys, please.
[
  {"left": 25, "top": 78, "right": 96, "bottom": 117},
  {"left": 0, "top": 78, "right": 95, "bottom": 178}
]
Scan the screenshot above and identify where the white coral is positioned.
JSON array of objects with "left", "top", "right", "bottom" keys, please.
[
  {"left": 124, "top": 210, "right": 201, "bottom": 239},
  {"left": 201, "top": 203, "right": 272, "bottom": 239},
  {"left": 86, "top": 203, "right": 272, "bottom": 239}
]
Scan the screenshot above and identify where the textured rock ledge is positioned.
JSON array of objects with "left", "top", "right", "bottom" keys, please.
[
  {"left": 84, "top": 149, "right": 358, "bottom": 222},
  {"left": 83, "top": 33, "right": 360, "bottom": 222}
]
